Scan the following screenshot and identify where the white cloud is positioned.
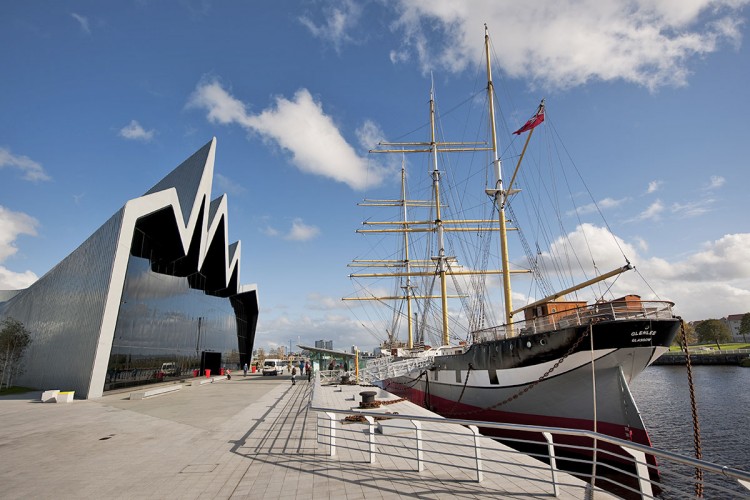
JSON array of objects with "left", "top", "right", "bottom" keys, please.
[
  {"left": 119, "top": 120, "right": 155, "bottom": 142},
  {"left": 706, "top": 175, "right": 726, "bottom": 189},
  {"left": 670, "top": 199, "right": 713, "bottom": 217},
  {"left": 0, "top": 147, "right": 52, "bottom": 182},
  {"left": 71, "top": 13, "right": 90, "bottom": 34},
  {"left": 299, "top": 0, "right": 363, "bottom": 52},
  {"left": 387, "top": 0, "right": 747, "bottom": 90},
  {"left": 187, "top": 78, "right": 389, "bottom": 190},
  {"left": 254, "top": 311, "right": 372, "bottom": 352},
  {"left": 285, "top": 218, "right": 320, "bottom": 241},
  {"left": 0, "top": 206, "right": 39, "bottom": 289},
  {"left": 214, "top": 173, "right": 245, "bottom": 196},
  {"left": 523, "top": 225, "right": 750, "bottom": 321},
  {"left": 541, "top": 223, "right": 638, "bottom": 275},
  {"left": 646, "top": 180, "right": 662, "bottom": 194},
  {"left": 634, "top": 199, "right": 664, "bottom": 221},
  {"left": 569, "top": 197, "right": 628, "bottom": 216},
  {"left": 261, "top": 225, "right": 280, "bottom": 237},
  {"left": 307, "top": 292, "right": 348, "bottom": 310}
]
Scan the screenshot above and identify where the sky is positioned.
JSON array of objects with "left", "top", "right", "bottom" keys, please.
[{"left": 1, "top": 1, "right": 749, "bottom": 353}]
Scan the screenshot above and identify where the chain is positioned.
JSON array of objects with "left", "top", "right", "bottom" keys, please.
[
  {"left": 449, "top": 328, "right": 591, "bottom": 417},
  {"left": 680, "top": 320, "right": 703, "bottom": 497}
]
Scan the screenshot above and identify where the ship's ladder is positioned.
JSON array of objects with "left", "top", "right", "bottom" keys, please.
[{"left": 364, "top": 356, "right": 435, "bottom": 383}]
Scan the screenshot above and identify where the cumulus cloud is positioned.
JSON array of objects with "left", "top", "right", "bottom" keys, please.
[
  {"left": 386, "top": 0, "right": 747, "bottom": 90},
  {"left": 187, "top": 78, "right": 389, "bottom": 190},
  {"left": 523, "top": 224, "right": 750, "bottom": 321},
  {"left": 0, "top": 147, "right": 52, "bottom": 182},
  {"left": 119, "top": 120, "right": 155, "bottom": 142},
  {"left": 0, "top": 206, "right": 39, "bottom": 289},
  {"left": 299, "top": 0, "right": 363, "bottom": 52}
]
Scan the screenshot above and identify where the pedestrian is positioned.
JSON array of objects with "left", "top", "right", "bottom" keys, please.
[
  {"left": 307, "top": 365, "right": 312, "bottom": 383},
  {"left": 305, "top": 362, "right": 310, "bottom": 375},
  {"left": 291, "top": 366, "right": 297, "bottom": 385},
  {"left": 243, "top": 362, "right": 248, "bottom": 377}
]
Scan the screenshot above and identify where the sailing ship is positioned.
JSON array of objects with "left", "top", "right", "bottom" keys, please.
[{"left": 344, "top": 26, "right": 681, "bottom": 468}]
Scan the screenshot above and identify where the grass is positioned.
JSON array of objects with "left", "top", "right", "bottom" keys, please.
[
  {"left": 0, "top": 386, "right": 37, "bottom": 396},
  {"left": 669, "top": 343, "right": 750, "bottom": 352}
]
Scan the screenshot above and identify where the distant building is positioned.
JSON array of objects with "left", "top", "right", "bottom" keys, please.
[
  {"left": 724, "top": 313, "right": 748, "bottom": 341},
  {"left": 315, "top": 339, "right": 333, "bottom": 350},
  {"left": 0, "top": 139, "right": 259, "bottom": 398}
]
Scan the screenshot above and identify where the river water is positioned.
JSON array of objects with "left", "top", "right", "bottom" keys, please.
[{"left": 630, "top": 364, "right": 750, "bottom": 475}]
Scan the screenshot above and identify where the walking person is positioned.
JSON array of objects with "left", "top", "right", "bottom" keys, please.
[
  {"left": 243, "top": 362, "right": 248, "bottom": 377},
  {"left": 291, "top": 366, "right": 297, "bottom": 385}
]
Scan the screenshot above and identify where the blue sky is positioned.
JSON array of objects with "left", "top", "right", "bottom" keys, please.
[{"left": 1, "top": 1, "right": 749, "bottom": 353}]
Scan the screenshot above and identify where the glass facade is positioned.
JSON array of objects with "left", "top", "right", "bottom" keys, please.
[{"left": 104, "top": 255, "right": 250, "bottom": 391}]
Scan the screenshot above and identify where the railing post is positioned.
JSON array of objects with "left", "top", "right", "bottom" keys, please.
[
  {"left": 364, "top": 415, "right": 376, "bottom": 464},
  {"left": 326, "top": 412, "right": 337, "bottom": 457},
  {"left": 623, "top": 446, "right": 653, "bottom": 499},
  {"left": 542, "top": 432, "right": 559, "bottom": 497},
  {"left": 413, "top": 420, "right": 424, "bottom": 472},
  {"left": 468, "top": 425, "right": 483, "bottom": 482}
]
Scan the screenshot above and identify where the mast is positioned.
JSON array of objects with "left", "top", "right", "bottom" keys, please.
[
  {"left": 429, "top": 85, "right": 451, "bottom": 346},
  {"left": 400, "top": 159, "right": 414, "bottom": 349},
  {"left": 484, "top": 24, "right": 515, "bottom": 334}
]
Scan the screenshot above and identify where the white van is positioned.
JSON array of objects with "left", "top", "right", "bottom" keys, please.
[{"left": 262, "top": 359, "right": 285, "bottom": 376}]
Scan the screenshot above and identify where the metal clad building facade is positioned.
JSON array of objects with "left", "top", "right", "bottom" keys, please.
[{"left": 0, "top": 138, "right": 258, "bottom": 398}]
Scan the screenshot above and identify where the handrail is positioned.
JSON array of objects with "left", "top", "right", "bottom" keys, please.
[
  {"left": 473, "top": 300, "right": 675, "bottom": 341},
  {"left": 310, "top": 402, "right": 750, "bottom": 486}
]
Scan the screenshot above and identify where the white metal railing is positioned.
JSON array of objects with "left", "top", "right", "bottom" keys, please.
[
  {"left": 660, "top": 349, "right": 750, "bottom": 355},
  {"left": 473, "top": 300, "right": 675, "bottom": 342},
  {"left": 310, "top": 397, "right": 750, "bottom": 499},
  {"left": 363, "top": 355, "right": 434, "bottom": 383}
]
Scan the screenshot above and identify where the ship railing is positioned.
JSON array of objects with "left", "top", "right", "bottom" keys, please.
[
  {"left": 473, "top": 300, "right": 675, "bottom": 342},
  {"left": 362, "top": 356, "right": 435, "bottom": 383},
  {"left": 311, "top": 394, "right": 750, "bottom": 499}
]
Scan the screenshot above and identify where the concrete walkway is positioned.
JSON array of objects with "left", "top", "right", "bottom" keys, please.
[{"left": 0, "top": 373, "right": 609, "bottom": 499}]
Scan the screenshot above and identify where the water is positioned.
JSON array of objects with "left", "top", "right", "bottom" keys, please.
[{"left": 630, "top": 364, "right": 750, "bottom": 474}]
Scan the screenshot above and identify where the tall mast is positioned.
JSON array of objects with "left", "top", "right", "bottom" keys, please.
[
  {"left": 400, "top": 159, "right": 414, "bottom": 349},
  {"left": 484, "top": 24, "right": 515, "bottom": 333},
  {"left": 429, "top": 85, "right": 451, "bottom": 346}
]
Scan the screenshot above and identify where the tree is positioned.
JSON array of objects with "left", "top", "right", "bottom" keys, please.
[
  {"left": 695, "top": 319, "right": 732, "bottom": 346},
  {"left": 0, "top": 317, "right": 33, "bottom": 389},
  {"left": 739, "top": 313, "right": 750, "bottom": 343},
  {"left": 672, "top": 321, "right": 697, "bottom": 346}
]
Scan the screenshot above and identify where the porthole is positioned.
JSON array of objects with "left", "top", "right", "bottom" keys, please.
[
  {"left": 540, "top": 339, "right": 547, "bottom": 346},
  {"left": 526, "top": 341, "right": 532, "bottom": 348}
]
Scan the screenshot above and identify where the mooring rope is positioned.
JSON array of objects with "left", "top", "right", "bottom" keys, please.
[{"left": 680, "top": 320, "right": 703, "bottom": 497}]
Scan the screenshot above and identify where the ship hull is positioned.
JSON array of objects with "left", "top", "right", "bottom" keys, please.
[{"left": 380, "top": 317, "right": 681, "bottom": 468}]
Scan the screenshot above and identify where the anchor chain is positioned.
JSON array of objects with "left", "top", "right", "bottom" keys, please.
[{"left": 449, "top": 327, "right": 592, "bottom": 417}]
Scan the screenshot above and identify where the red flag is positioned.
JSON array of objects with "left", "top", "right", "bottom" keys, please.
[{"left": 513, "top": 99, "right": 545, "bottom": 135}]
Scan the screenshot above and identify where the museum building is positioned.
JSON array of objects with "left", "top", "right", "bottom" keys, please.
[{"left": 0, "top": 138, "right": 258, "bottom": 398}]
